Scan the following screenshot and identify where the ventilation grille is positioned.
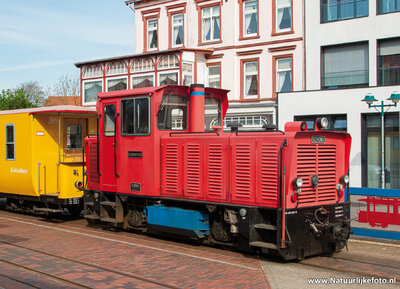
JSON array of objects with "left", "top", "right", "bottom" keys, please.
[
  {"left": 297, "top": 144, "right": 336, "bottom": 204},
  {"left": 89, "top": 143, "right": 99, "bottom": 185},
  {"left": 207, "top": 144, "right": 224, "bottom": 197},
  {"left": 185, "top": 144, "right": 201, "bottom": 195},
  {"left": 260, "top": 144, "right": 279, "bottom": 203},
  {"left": 234, "top": 144, "right": 252, "bottom": 198},
  {"left": 165, "top": 144, "right": 179, "bottom": 194}
]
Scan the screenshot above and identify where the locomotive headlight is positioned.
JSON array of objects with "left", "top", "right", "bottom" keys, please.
[
  {"left": 293, "top": 178, "right": 303, "bottom": 188},
  {"left": 239, "top": 208, "right": 247, "bottom": 217},
  {"left": 340, "top": 175, "right": 349, "bottom": 185},
  {"left": 316, "top": 118, "right": 329, "bottom": 129}
]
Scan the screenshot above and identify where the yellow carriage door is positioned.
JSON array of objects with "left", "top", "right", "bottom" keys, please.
[{"left": 62, "top": 118, "right": 88, "bottom": 163}]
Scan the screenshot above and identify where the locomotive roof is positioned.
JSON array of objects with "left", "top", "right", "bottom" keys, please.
[
  {"left": 0, "top": 105, "right": 96, "bottom": 115},
  {"left": 96, "top": 85, "right": 230, "bottom": 100}
]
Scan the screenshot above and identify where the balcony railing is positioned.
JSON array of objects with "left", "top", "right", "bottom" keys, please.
[
  {"left": 378, "top": 66, "right": 400, "bottom": 86},
  {"left": 322, "top": 69, "right": 369, "bottom": 89}
]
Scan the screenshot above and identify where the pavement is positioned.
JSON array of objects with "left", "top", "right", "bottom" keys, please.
[{"left": 261, "top": 238, "right": 400, "bottom": 289}]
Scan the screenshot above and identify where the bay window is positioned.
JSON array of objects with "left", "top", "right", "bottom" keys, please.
[{"left": 83, "top": 80, "right": 103, "bottom": 104}]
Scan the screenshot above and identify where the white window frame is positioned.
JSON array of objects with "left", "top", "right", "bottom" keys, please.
[
  {"left": 207, "top": 64, "right": 221, "bottom": 88},
  {"left": 202, "top": 6, "right": 220, "bottom": 42},
  {"left": 244, "top": 60, "right": 259, "bottom": 99},
  {"left": 172, "top": 13, "right": 184, "bottom": 48},
  {"left": 276, "top": 0, "right": 291, "bottom": 33},
  {"left": 106, "top": 76, "right": 128, "bottom": 92},
  {"left": 276, "top": 57, "right": 292, "bottom": 93},
  {"left": 147, "top": 18, "right": 158, "bottom": 51},
  {"left": 158, "top": 71, "right": 180, "bottom": 86},
  {"left": 131, "top": 73, "right": 155, "bottom": 89},
  {"left": 5, "top": 124, "right": 15, "bottom": 161},
  {"left": 83, "top": 79, "right": 103, "bottom": 106},
  {"left": 244, "top": 0, "right": 258, "bottom": 37}
]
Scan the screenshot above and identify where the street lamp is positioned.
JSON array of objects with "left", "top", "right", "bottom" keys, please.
[{"left": 361, "top": 92, "right": 400, "bottom": 189}]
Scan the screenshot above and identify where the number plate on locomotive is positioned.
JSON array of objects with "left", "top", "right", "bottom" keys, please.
[
  {"left": 128, "top": 151, "right": 143, "bottom": 158},
  {"left": 130, "top": 183, "right": 141, "bottom": 192},
  {"left": 311, "top": 136, "right": 325, "bottom": 144}
]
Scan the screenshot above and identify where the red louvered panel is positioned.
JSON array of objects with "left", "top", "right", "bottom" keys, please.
[
  {"left": 257, "top": 143, "right": 279, "bottom": 207},
  {"left": 296, "top": 144, "right": 336, "bottom": 206},
  {"left": 205, "top": 141, "right": 228, "bottom": 202},
  {"left": 89, "top": 142, "right": 100, "bottom": 186},
  {"left": 162, "top": 142, "right": 183, "bottom": 197},
  {"left": 183, "top": 143, "right": 203, "bottom": 199},
  {"left": 231, "top": 141, "right": 255, "bottom": 204}
]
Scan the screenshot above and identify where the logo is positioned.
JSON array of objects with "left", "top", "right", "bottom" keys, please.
[{"left": 10, "top": 167, "right": 28, "bottom": 174}]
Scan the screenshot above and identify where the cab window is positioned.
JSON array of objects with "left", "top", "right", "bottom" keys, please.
[
  {"left": 205, "top": 96, "right": 221, "bottom": 130},
  {"left": 121, "top": 97, "right": 150, "bottom": 136},
  {"left": 104, "top": 105, "right": 116, "bottom": 137},
  {"left": 157, "top": 95, "right": 188, "bottom": 130}
]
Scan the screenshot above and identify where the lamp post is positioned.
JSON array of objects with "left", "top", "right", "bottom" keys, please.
[{"left": 361, "top": 92, "right": 400, "bottom": 189}]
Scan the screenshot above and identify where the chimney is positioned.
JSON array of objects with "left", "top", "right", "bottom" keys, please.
[{"left": 189, "top": 84, "right": 205, "bottom": 132}]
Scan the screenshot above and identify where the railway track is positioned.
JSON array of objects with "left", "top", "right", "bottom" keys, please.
[
  {"left": 0, "top": 208, "right": 398, "bottom": 288},
  {"left": 0, "top": 239, "right": 179, "bottom": 289}
]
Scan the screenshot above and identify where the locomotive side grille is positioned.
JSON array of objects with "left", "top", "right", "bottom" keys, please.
[
  {"left": 234, "top": 143, "right": 252, "bottom": 198},
  {"left": 260, "top": 144, "right": 279, "bottom": 203},
  {"left": 185, "top": 144, "right": 201, "bottom": 194},
  {"left": 297, "top": 144, "right": 336, "bottom": 204},
  {"left": 89, "top": 143, "right": 99, "bottom": 185},
  {"left": 165, "top": 143, "right": 179, "bottom": 194},
  {"left": 207, "top": 144, "right": 224, "bottom": 196}
]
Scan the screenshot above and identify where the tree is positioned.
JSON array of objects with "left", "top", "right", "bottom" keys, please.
[
  {"left": 15, "top": 81, "right": 46, "bottom": 106},
  {"left": 49, "top": 73, "right": 80, "bottom": 97},
  {"left": 0, "top": 89, "right": 39, "bottom": 110}
]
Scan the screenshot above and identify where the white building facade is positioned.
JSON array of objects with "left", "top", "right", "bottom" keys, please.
[
  {"left": 278, "top": 1, "right": 400, "bottom": 193},
  {"left": 76, "top": 0, "right": 305, "bottom": 128}
]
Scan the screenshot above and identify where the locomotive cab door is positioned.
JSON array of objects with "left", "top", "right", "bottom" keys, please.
[{"left": 101, "top": 103, "right": 119, "bottom": 189}]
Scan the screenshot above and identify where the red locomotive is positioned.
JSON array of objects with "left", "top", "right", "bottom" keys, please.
[
  {"left": 357, "top": 196, "right": 400, "bottom": 228},
  {"left": 84, "top": 84, "right": 352, "bottom": 260}
]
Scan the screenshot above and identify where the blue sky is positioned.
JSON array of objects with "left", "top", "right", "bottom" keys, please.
[{"left": 0, "top": 0, "right": 135, "bottom": 91}]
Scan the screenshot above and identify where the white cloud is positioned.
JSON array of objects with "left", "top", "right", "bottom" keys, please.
[{"left": 0, "top": 60, "right": 73, "bottom": 72}]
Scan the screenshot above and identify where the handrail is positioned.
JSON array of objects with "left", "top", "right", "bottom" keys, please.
[
  {"left": 37, "top": 162, "right": 41, "bottom": 193},
  {"left": 114, "top": 113, "right": 120, "bottom": 178}
]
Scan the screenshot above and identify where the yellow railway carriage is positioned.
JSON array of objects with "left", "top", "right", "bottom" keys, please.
[{"left": 0, "top": 106, "right": 97, "bottom": 215}]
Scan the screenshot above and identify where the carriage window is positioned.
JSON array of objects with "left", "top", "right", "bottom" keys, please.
[
  {"left": 66, "top": 125, "right": 82, "bottom": 148},
  {"left": 104, "top": 105, "right": 116, "bottom": 137},
  {"left": 157, "top": 95, "right": 188, "bottom": 130},
  {"left": 5, "top": 124, "right": 14, "bottom": 160},
  {"left": 121, "top": 98, "right": 150, "bottom": 136}
]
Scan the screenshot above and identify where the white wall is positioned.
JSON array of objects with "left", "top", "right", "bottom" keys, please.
[
  {"left": 278, "top": 86, "right": 400, "bottom": 187},
  {"left": 305, "top": 0, "right": 400, "bottom": 90}
]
